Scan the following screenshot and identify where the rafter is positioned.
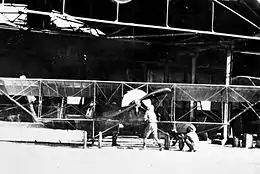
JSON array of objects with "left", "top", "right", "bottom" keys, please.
[
  {"left": 1, "top": 0, "right": 260, "bottom": 41},
  {"left": 213, "top": 0, "right": 260, "bottom": 30},
  {"left": 14, "top": 8, "right": 260, "bottom": 41}
]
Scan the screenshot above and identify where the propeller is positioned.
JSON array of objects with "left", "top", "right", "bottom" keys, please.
[{"left": 105, "top": 88, "right": 172, "bottom": 118}]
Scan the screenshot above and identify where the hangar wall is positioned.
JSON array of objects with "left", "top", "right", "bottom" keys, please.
[{"left": 0, "top": 29, "right": 227, "bottom": 84}]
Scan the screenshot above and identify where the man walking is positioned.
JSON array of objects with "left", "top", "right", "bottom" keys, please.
[{"left": 143, "top": 104, "right": 163, "bottom": 151}]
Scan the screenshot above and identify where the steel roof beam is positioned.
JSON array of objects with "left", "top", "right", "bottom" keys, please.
[
  {"left": 214, "top": 0, "right": 260, "bottom": 30},
  {"left": 15, "top": 9, "right": 260, "bottom": 41},
  {"left": 1, "top": 1, "right": 260, "bottom": 41}
]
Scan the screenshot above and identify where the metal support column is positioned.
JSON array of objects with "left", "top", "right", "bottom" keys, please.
[
  {"left": 211, "top": 1, "right": 215, "bottom": 32},
  {"left": 98, "top": 132, "right": 102, "bottom": 148},
  {"left": 93, "top": 82, "right": 96, "bottom": 112},
  {"left": 172, "top": 85, "right": 176, "bottom": 130},
  {"left": 92, "top": 120, "right": 95, "bottom": 145},
  {"left": 83, "top": 131, "right": 87, "bottom": 149},
  {"left": 116, "top": 2, "right": 120, "bottom": 22},
  {"left": 224, "top": 50, "right": 232, "bottom": 140},
  {"left": 166, "top": 0, "right": 170, "bottom": 27},
  {"left": 62, "top": 0, "right": 66, "bottom": 14},
  {"left": 190, "top": 56, "right": 197, "bottom": 121},
  {"left": 59, "top": 97, "right": 65, "bottom": 119},
  {"left": 92, "top": 82, "right": 97, "bottom": 144},
  {"left": 37, "top": 80, "right": 43, "bottom": 118},
  {"left": 121, "top": 83, "right": 124, "bottom": 97}
]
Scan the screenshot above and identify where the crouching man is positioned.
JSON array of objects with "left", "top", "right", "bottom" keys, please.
[{"left": 179, "top": 126, "right": 199, "bottom": 152}]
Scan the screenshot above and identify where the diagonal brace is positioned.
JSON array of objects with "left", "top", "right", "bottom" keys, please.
[{"left": 0, "top": 88, "right": 38, "bottom": 122}]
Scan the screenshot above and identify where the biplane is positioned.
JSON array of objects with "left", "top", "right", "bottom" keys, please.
[{"left": 0, "top": 77, "right": 260, "bottom": 145}]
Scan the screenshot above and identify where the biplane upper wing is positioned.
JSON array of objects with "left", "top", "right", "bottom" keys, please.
[
  {"left": 40, "top": 80, "right": 94, "bottom": 97},
  {"left": 0, "top": 78, "right": 260, "bottom": 103},
  {"left": 173, "top": 83, "right": 260, "bottom": 103},
  {"left": 0, "top": 78, "right": 40, "bottom": 96},
  {"left": 0, "top": 78, "right": 94, "bottom": 97}
]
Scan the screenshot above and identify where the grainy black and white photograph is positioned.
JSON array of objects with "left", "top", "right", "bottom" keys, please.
[{"left": 0, "top": 0, "right": 259, "bottom": 174}]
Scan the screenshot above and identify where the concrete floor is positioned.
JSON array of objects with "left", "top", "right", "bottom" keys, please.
[{"left": 0, "top": 141, "right": 259, "bottom": 174}]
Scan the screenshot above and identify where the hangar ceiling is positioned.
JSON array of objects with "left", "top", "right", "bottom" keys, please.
[
  {"left": 2, "top": 0, "right": 260, "bottom": 46},
  {"left": 0, "top": 0, "right": 260, "bottom": 80}
]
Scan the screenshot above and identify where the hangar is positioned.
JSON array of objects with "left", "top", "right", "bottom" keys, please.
[{"left": 0, "top": 0, "right": 260, "bottom": 145}]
